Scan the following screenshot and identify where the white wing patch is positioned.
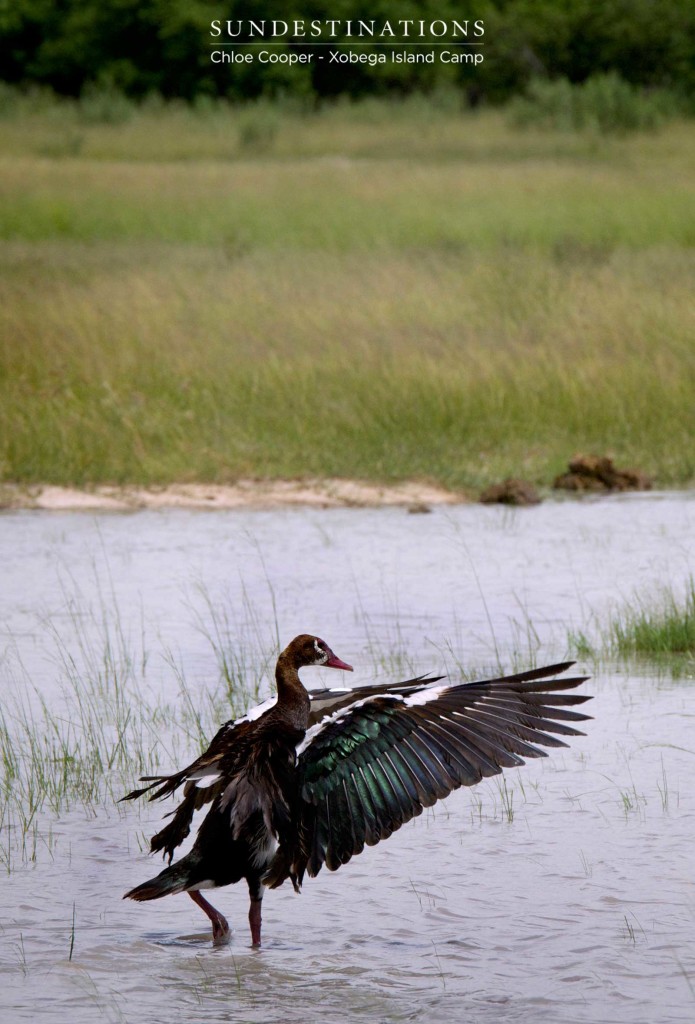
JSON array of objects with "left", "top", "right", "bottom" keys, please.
[
  {"left": 296, "top": 693, "right": 403, "bottom": 757},
  {"left": 224, "top": 683, "right": 358, "bottom": 731},
  {"left": 403, "top": 684, "right": 449, "bottom": 707},
  {"left": 193, "top": 772, "right": 222, "bottom": 789},
  {"left": 296, "top": 680, "right": 452, "bottom": 756},
  {"left": 235, "top": 694, "right": 278, "bottom": 724}
]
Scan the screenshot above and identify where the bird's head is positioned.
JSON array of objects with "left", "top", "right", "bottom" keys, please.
[{"left": 285, "top": 634, "right": 353, "bottom": 672}]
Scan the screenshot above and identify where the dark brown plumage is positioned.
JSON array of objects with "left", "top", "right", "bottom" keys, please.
[{"left": 122, "top": 635, "right": 591, "bottom": 947}]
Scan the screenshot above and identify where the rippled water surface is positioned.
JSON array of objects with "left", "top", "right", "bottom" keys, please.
[{"left": 1, "top": 494, "right": 694, "bottom": 1023}]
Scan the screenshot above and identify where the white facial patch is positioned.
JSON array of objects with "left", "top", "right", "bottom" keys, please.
[{"left": 313, "top": 639, "right": 329, "bottom": 665}]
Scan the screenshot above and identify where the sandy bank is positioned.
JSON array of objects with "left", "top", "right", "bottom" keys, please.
[{"left": 0, "top": 480, "right": 467, "bottom": 512}]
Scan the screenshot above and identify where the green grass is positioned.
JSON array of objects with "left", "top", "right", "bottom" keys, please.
[
  {"left": 0, "top": 96, "right": 694, "bottom": 490},
  {"left": 570, "top": 582, "right": 695, "bottom": 673},
  {"left": 609, "top": 583, "right": 695, "bottom": 659}
]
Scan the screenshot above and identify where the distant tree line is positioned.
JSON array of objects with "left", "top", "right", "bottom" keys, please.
[{"left": 1, "top": 0, "right": 693, "bottom": 104}]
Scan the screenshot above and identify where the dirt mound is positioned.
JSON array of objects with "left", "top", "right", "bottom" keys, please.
[
  {"left": 479, "top": 478, "right": 541, "bottom": 506},
  {"left": 553, "top": 455, "right": 652, "bottom": 493}
]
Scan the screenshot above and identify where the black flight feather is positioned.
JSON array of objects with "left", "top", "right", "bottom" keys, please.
[{"left": 264, "top": 663, "right": 592, "bottom": 886}]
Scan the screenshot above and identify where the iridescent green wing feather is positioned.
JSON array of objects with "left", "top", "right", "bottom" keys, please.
[{"left": 265, "top": 664, "right": 591, "bottom": 887}]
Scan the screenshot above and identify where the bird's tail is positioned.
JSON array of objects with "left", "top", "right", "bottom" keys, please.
[{"left": 124, "top": 858, "right": 195, "bottom": 902}]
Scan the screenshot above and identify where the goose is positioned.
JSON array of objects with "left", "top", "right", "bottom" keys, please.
[{"left": 122, "top": 634, "right": 591, "bottom": 946}]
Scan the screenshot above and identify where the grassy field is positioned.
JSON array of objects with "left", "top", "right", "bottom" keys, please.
[{"left": 1, "top": 96, "right": 694, "bottom": 490}]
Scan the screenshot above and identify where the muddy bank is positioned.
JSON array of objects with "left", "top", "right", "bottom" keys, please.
[{"left": 0, "top": 456, "right": 663, "bottom": 511}]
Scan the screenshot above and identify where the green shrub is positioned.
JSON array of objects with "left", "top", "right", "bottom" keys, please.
[
  {"left": 0, "top": 83, "right": 64, "bottom": 120},
  {"left": 78, "top": 84, "right": 135, "bottom": 125},
  {"left": 509, "top": 73, "right": 682, "bottom": 134},
  {"left": 236, "top": 102, "right": 281, "bottom": 153}
]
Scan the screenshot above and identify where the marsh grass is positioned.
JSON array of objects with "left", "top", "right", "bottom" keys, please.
[
  {"left": 570, "top": 581, "right": 695, "bottom": 673},
  {"left": 495, "top": 775, "right": 516, "bottom": 823},
  {"left": 0, "top": 587, "right": 273, "bottom": 872},
  {"left": 609, "top": 582, "right": 695, "bottom": 660},
  {"left": 0, "top": 99, "right": 693, "bottom": 490},
  {"left": 464, "top": 770, "right": 545, "bottom": 828}
]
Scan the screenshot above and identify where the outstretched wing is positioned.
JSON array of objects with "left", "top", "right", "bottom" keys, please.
[
  {"left": 264, "top": 662, "right": 591, "bottom": 888},
  {"left": 120, "top": 677, "right": 443, "bottom": 861}
]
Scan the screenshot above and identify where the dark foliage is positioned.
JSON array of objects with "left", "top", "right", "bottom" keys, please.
[{"left": 0, "top": 0, "right": 693, "bottom": 103}]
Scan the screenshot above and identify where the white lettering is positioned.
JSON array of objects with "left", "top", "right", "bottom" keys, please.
[
  {"left": 210, "top": 50, "right": 253, "bottom": 63},
  {"left": 211, "top": 18, "right": 487, "bottom": 42},
  {"left": 440, "top": 51, "right": 484, "bottom": 64},
  {"left": 328, "top": 50, "right": 386, "bottom": 66},
  {"left": 258, "top": 50, "right": 314, "bottom": 65},
  {"left": 451, "top": 20, "right": 469, "bottom": 37}
]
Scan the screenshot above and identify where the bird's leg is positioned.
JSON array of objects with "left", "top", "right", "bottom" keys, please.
[
  {"left": 188, "top": 890, "right": 230, "bottom": 946},
  {"left": 247, "top": 880, "right": 265, "bottom": 947}
]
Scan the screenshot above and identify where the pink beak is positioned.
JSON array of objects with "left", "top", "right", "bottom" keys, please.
[{"left": 325, "top": 649, "right": 353, "bottom": 672}]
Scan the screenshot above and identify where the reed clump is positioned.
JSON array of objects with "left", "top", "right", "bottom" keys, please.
[
  {"left": 0, "top": 591, "right": 267, "bottom": 873},
  {"left": 570, "top": 582, "right": 695, "bottom": 674},
  {"left": 608, "top": 582, "right": 695, "bottom": 659}
]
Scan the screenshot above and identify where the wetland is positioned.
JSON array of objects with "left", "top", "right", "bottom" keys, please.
[{"left": 1, "top": 493, "right": 694, "bottom": 1023}]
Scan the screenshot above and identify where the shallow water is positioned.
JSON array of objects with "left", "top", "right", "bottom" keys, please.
[{"left": 1, "top": 494, "right": 694, "bottom": 1023}]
